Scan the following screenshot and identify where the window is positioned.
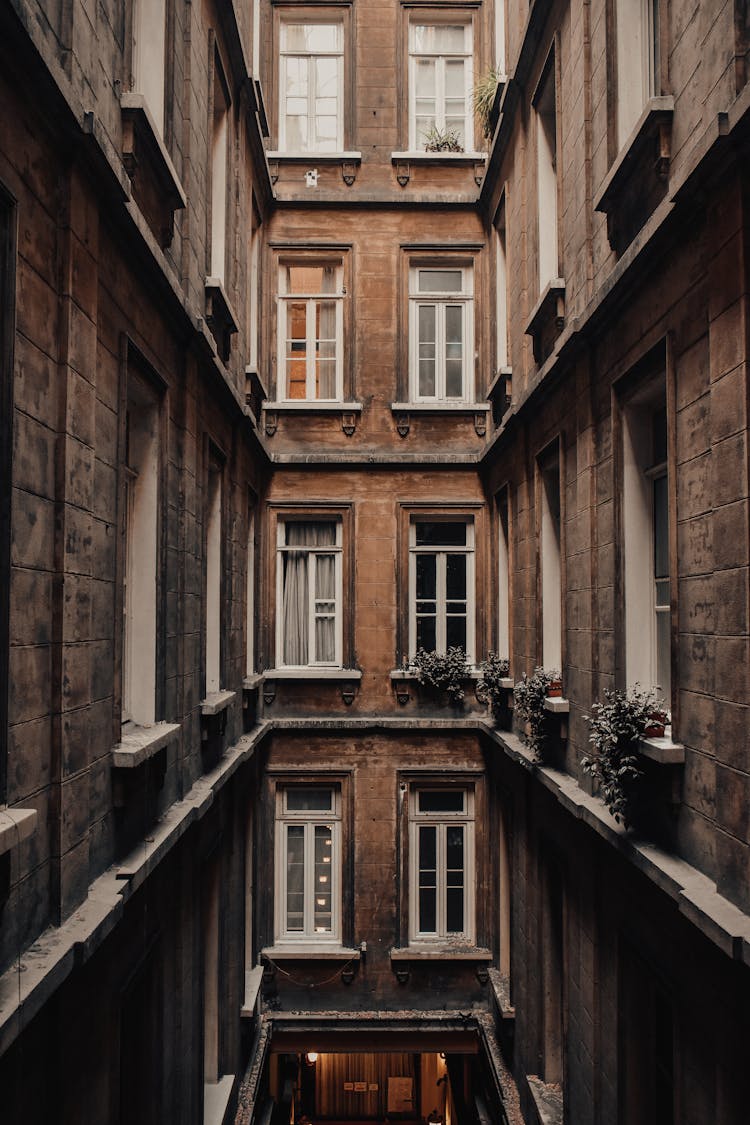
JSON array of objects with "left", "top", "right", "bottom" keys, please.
[
  {"left": 409, "top": 265, "right": 473, "bottom": 402},
  {"left": 132, "top": 0, "right": 167, "bottom": 133},
  {"left": 248, "top": 200, "right": 261, "bottom": 372},
  {"left": 409, "top": 787, "right": 475, "bottom": 944},
  {"left": 278, "top": 261, "right": 344, "bottom": 401},
  {"left": 277, "top": 519, "right": 343, "bottom": 667},
  {"left": 539, "top": 448, "right": 562, "bottom": 670},
  {"left": 495, "top": 198, "right": 509, "bottom": 369},
  {"left": 622, "top": 391, "right": 671, "bottom": 701},
  {"left": 615, "top": 0, "right": 660, "bottom": 147},
  {"left": 409, "top": 519, "right": 475, "bottom": 661},
  {"left": 275, "top": 786, "right": 341, "bottom": 943},
  {"left": 246, "top": 501, "right": 255, "bottom": 678},
  {"left": 409, "top": 23, "right": 473, "bottom": 151},
  {"left": 535, "top": 60, "right": 559, "bottom": 292},
  {"left": 123, "top": 371, "right": 159, "bottom": 726},
  {"left": 279, "top": 22, "right": 343, "bottom": 152},
  {"left": 496, "top": 488, "right": 510, "bottom": 660},
  {"left": 210, "top": 56, "right": 229, "bottom": 284},
  {"left": 495, "top": 0, "right": 507, "bottom": 76},
  {"left": 205, "top": 454, "right": 223, "bottom": 695}
]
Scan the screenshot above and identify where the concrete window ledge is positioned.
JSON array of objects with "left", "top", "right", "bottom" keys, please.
[
  {"left": 203, "top": 1075, "right": 235, "bottom": 1125},
  {"left": 543, "top": 697, "right": 570, "bottom": 714},
  {"left": 638, "top": 734, "right": 685, "bottom": 765},
  {"left": 204, "top": 278, "right": 240, "bottom": 363},
  {"left": 111, "top": 722, "right": 181, "bottom": 769},
  {"left": 264, "top": 668, "right": 362, "bottom": 681},
  {"left": 390, "top": 668, "right": 481, "bottom": 681},
  {"left": 240, "top": 965, "right": 264, "bottom": 1018},
  {"left": 242, "top": 674, "right": 264, "bottom": 690},
  {"left": 0, "top": 807, "right": 37, "bottom": 856},
  {"left": 527, "top": 1076, "right": 563, "bottom": 1125},
  {"left": 265, "top": 151, "right": 363, "bottom": 163},
  {"left": 525, "top": 279, "right": 566, "bottom": 354},
  {"left": 119, "top": 93, "right": 186, "bottom": 249},
  {"left": 390, "top": 402, "right": 491, "bottom": 413},
  {"left": 262, "top": 945, "right": 361, "bottom": 962},
  {"left": 390, "top": 946, "right": 492, "bottom": 962},
  {"left": 201, "top": 691, "right": 237, "bottom": 717},
  {"left": 594, "top": 96, "right": 675, "bottom": 215},
  {"left": 391, "top": 150, "right": 487, "bottom": 164},
  {"left": 263, "top": 400, "right": 363, "bottom": 413},
  {"left": 487, "top": 968, "right": 515, "bottom": 1020}
]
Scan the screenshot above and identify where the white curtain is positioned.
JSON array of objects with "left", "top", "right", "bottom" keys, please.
[{"left": 282, "top": 522, "right": 336, "bottom": 664}]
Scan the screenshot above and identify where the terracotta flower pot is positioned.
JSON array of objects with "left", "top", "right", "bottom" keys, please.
[
  {"left": 644, "top": 710, "right": 667, "bottom": 738},
  {"left": 547, "top": 679, "right": 563, "bottom": 697}
]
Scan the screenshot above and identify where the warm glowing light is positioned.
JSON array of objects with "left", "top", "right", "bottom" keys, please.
[{"left": 306, "top": 1052, "right": 318, "bottom": 1064}]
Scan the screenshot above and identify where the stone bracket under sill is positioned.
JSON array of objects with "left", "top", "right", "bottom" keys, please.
[
  {"left": 525, "top": 279, "right": 566, "bottom": 364},
  {"left": 390, "top": 402, "right": 490, "bottom": 438},
  {"left": 244, "top": 366, "right": 268, "bottom": 423},
  {"left": 263, "top": 401, "right": 362, "bottom": 437},
  {"left": 487, "top": 366, "right": 513, "bottom": 424},
  {"left": 0, "top": 807, "right": 37, "bottom": 857},
  {"left": 204, "top": 278, "right": 240, "bottom": 364},
  {"left": 390, "top": 150, "right": 487, "bottom": 188},
  {"left": 203, "top": 1074, "right": 235, "bottom": 1125},
  {"left": 111, "top": 722, "right": 181, "bottom": 769},
  {"left": 262, "top": 668, "right": 362, "bottom": 707},
  {"left": 240, "top": 965, "right": 265, "bottom": 1019},
  {"left": 265, "top": 151, "right": 362, "bottom": 186}
]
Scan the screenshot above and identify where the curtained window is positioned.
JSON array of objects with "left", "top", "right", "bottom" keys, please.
[
  {"left": 409, "top": 787, "right": 475, "bottom": 944},
  {"left": 278, "top": 263, "right": 344, "bottom": 401},
  {"left": 277, "top": 519, "right": 342, "bottom": 667},
  {"left": 275, "top": 786, "right": 341, "bottom": 943}
]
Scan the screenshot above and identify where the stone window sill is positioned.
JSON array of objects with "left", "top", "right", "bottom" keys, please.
[
  {"left": 262, "top": 945, "right": 361, "bottom": 962},
  {"left": 265, "top": 668, "right": 362, "bottom": 681},
  {"left": 266, "top": 151, "right": 362, "bottom": 164},
  {"left": 487, "top": 366, "right": 513, "bottom": 423},
  {"left": 203, "top": 1075, "right": 235, "bottom": 1125},
  {"left": 594, "top": 96, "right": 675, "bottom": 216},
  {"left": 526, "top": 278, "right": 566, "bottom": 339},
  {"left": 390, "top": 402, "right": 490, "bottom": 413},
  {"left": 638, "top": 734, "right": 685, "bottom": 765},
  {"left": 527, "top": 1075, "right": 563, "bottom": 1125},
  {"left": 487, "top": 968, "right": 515, "bottom": 1020},
  {"left": 390, "top": 668, "right": 481, "bottom": 682},
  {"left": 543, "top": 697, "right": 569, "bottom": 715},
  {"left": 0, "top": 807, "right": 37, "bottom": 856},
  {"left": 391, "top": 150, "right": 486, "bottom": 165},
  {"left": 112, "top": 722, "right": 181, "bottom": 768},
  {"left": 240, "top": 965, "right": 264, "bottom": 1018},
  {"left": 120, "top": 93, "right": 186, "bottom": 248},
  {"left": 204, "top": 278, "right": 240, "bottom": 363},
  {"left": 264, "top": 401, "right": 362, "bottom": 413},
  {"left": 242, "top": 674, "right": 264, "bottom": 691},
  {"left": 200, "top": 691, "right": 237, "bottom": 717},
  {"left": 390, "top": 946, "right": 492, "bottom": 962}
]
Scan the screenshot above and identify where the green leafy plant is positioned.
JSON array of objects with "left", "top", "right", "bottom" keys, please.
[
  {"left": 476, "top": 653, "right": 511, "bottom": 718},
  {"left": 513, "top": 668, "right": 559, "bottom": 759},
  {"left": 410, "top": 647, "right": 470, "bottom": 704},
  {"left": 422, "top": 124, "right": 464, "bottom": 153},
  {"left": 473, "top": 66, "right": 504, "bottom": 139},
  {"left": 581, "top": 686, "right": 657, "bottom": 827}
]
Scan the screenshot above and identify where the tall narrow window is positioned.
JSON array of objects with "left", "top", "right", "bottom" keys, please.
[
  {"left": 409, "top": 787, "right": 475, "bottom": 944},
  {"left": 410, "top": 23, "right": 473, "bottom": 150},
  {"left": 202, "top": 855, "right": 221, "bottom": 1089},
  {"left": 278, "top": 262, "right": 344, "bottom": 401},
  {"left": 133, "top": 0, "right": 167, "bottom": 133},
  {"left": 497, "top": 488, "right": 510, "bottom": 660},
  {"left": 616, "top": 0, "right": 660, "bottom": 147},
  {"left": 542, "top": 856, "right": 565, "bottom": 1085},
  {"left": 409, "top": 265, "right": 473, "bottom": 403},
  {"left": 210, "top": 59, "right": 229, "bottom": 284},
  {"left": 205, "top": 456, "right": 223, "bottom": 696},
  {"left": 123, "top": 373, "right": 159, "bottom": 726},
  {"left": 409, "top": 519, "right": 475, "bottom": 661},
  {"left": 539, "top": 450, "right": 562, "bottom": 670},
  {"left": 246, "top": 504, "right": 255, "bottom": 679},
  {"left": 622, "top": 388, "right": 671, "bottom": 701},
  {"left": 275, "top": 786, "right": 342, "bottom": 943},
  {"left": 279, "top": 23, "right": 343, "bottom": 152},
  {"left": 248, "top": 202, "right": 261, "bottom": 372},
  {"left": 495, "top": 198, "right": 509, "bottom": 370},
  {"left": 0, "top": 187, "right": 16, "bottom": 804},
  {"left": 277, "top": 519, "right": 343, "bottom": 668},
  {"left": 535, "top": 62, "right": 558, "bottom": 292},
  {"left": 495, "top": 0, "right": 507, "bottom": 76},
  {"left": 620, "top": 944, "right": 675, "bottom": 1124}
]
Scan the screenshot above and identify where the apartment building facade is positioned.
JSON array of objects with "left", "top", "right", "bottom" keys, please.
[{"left": 0, "top": 0, "right": 748, "bottom": 1124}]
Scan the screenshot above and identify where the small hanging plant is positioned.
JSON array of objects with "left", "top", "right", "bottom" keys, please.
[
  {"left": 422, "top": 124, "right": 464, "bottom": 153},
  {"left": 476, "top": 653, "right": 511, "bottom": 718},
  {"left": 581, "top": 686, "right": 661, "bottom": 827},
  {"left": 409, "top": 647, "right": 470, "bottom": 704},
  {"left": 514, "top": 668, "right": 558, "bottom": 759}
]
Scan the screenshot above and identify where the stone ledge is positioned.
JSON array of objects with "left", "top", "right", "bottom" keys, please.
[
  {"left": 527, "top": 1075, "right": 563, "bottom": 1125},
  {"left": 390, "top": 946, "right": 492, "bottom": 962},
  {"left": 264, "top": 668, "right": 362, "bottom": 681},
  {"left": 487, "top": 968, "right": 515, "bottom": 1019},
  {"left": 266, "top": 151, "right": 362, "bottom": 163},
  {"left": 0, "top": 808, "right": 37, "bottom": 856},
  {"left": 391, "top": 150, "right": 487, "bottom": 164},
  {"left": 263, "top": 401, "right": 363, "bottom": 412},
  {"left": 638, "top": 735, "right": 685, "bottom": 764},
  {"left": 201, "top": 691, "right": 237, "bottom": 717},
  {"left": 240, "top": 966, "right": 264, "bottom": 1019},
  {"left": 242, "top": 675, "right": 264, "bottom": 690},
  {"left": 203, "top": 1074, "right": 235, "bottom": 1125},
  {"left": 262, "top": 945, "right": 361, "bottom": 962},
  {"left": 594, "top": 96, "right": 675, "bottom": 216},
  {"left": 543, "top": 697, "right": 569, "bottom": 714},
  {"left": 111, "top": 722, "right": 181, "bottom": 769},
  {"left": 390, "top": 402, "right": 491, "bottom": 413}
]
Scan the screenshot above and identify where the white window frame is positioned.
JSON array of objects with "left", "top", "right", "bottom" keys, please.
[
  {"left": 408, "top": 786, "right": 475, "bottom": 945},
  {"left": 276, "top": 518, "right": 343, "bottom": 668},
  {"left": 275, "top": 785, "right": 342, "bottom": 944},
  {"left": 408, "top": 264, "right": 474, "bottom": 403},
  {"left": 279, "top": 21, "right": 344, "bottom": 153},
  {"left": 277, "top": 261, "right": 345, "bottom": 402},
  {"left": 409, "top": 21, "right": 474, "bottom": 151},
  {"left": 408, "top": 518, "right": 476, "bottom": 662}
]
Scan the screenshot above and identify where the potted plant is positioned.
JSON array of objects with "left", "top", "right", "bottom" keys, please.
[
  {"left": 422, "top": 125, "right": 464, "bottom": 153},
  {"left": 546, "top": 672, "right": 563, "bottom": 698},
  {"left": 473, "top": 66, "right": 504, "bottom": 140},
  {"left": 581, "top": 686, "right": 657, "bottom": 826},
  {"left": 476, "top": 652, "right": 511, "bottom": 720},
  {"left": 643, "top": 705, "right": 669, "bottom": 738},
  {"left": 409, "top": 647, "right": 470, "bottom": 705},
  {"left": 513, "top": 667, "right": 556, "bottom": 759}
]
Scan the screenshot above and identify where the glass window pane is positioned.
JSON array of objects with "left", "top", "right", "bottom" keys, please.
[
  {"left": 313, "top": 825, "right": 333, "bottom": 932},
  {"left": 416, "top": 554, "right": 437, "bottom": 600},
  {"left": 653, "top": 474, "right": 669, "bottom": 579},
  {"left": 414, "top": 25, "right": 466, "bottom": 53},
  {"left": 315, "top": 615, "right": 336, "bottom": 663},
  {"left": 286, "top": 825, "right": 305, "bottom": 930},
  {"left": 445, "top": 60, "right": 465, "bottom": 98},
  {"left": 286, "top": 787, "right": 333, "bottom": 811},
  {"left": 285, "top": 24, "right": 340, "bottom": 53},
  {"left": 415, "top": 58, "right": 436, "bottom": 97},
  {"left": 446, "top": 615, "right": 467, "bottom": 650},
  {"left": 418, "top": 825, "right": 437, "bottom": 932},
  {"left": 285, "top": 521, "right": 337, "bottom": 547},
  {"left": 446, "top": 553, "right": 466, "bottom": 599},
  {"left": 656, "top": 609, "right": 670, "bottom": 698},
  {"left": 418, "top": 790, "right": 465, "bottom": 813},
  {"left": 418, "top": 270, "right": 462, "bottom": 293},
  {"left": 445, "top": 825, "right": 464, "bottom": 934},
  {"left": 416, "top": 615, "right": 436, "bottom": 652},
  {"left": 415, "top": 521, "right": 467, "bottom": 547}
]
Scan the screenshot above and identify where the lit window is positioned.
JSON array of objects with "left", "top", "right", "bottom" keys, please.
[
  {"left": 275, "top": 786, "right": 341, "bottom": 942},
  {"left": 276, "top": 519, "right": 342, "bottom": 667},
  {"left": 409, "top": 519, "right": 475, "bottom": 661},
  {"left": 278, "top": 262, "right": 344, "bottom": 401},
  {"left": 279, "top": 23, "right": 343, "bottom": 152},
  {"left": 409, "top": 787, "right": 475, "bottom": 944},
  {"left": 409, "top": 23, "right": 473, "bottom": 151},
  {"left": 409, "top": 265, "right": 473, "bottom": 403},
  {"left": 615, "top": 0, "right": 660, "bottom": 147}
]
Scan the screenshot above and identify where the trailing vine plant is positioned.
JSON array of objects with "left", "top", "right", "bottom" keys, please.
[
  {"left": 513, "top": 667, "right": 558, "bottom": 759},
  {"left": 581, "top": 685, "right": 657, "bottom": 827},
  {"left": 410, "top": 647, "right": 470, "bottom": 704},
  {"left": 476, "top": 652, "right": 511, "bottom": 719}
]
